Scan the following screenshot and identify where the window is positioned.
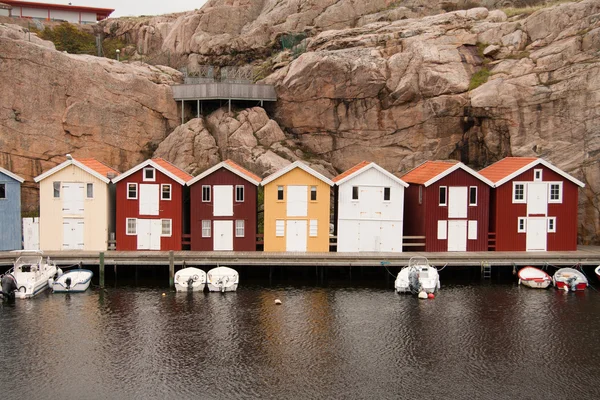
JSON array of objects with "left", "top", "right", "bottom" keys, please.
[
  {"left": 236, "top": 185, "right": 244, "bottom": 202},
  {"left": 86, "top": 183, "right": 94, "bottom": 199},
  {"left": 437, "top": 220, "right": 447, "bottom": 240},
  {"left": 468, "top": 220, "right": 478, "bottom": 240},
  {"left": 53, "top": 181, "right": 61, "bottom": 198},
  {"left": 275, "top": 220, "right": 285, "bottom": 237},
  {"left": 439, "top": 186, "right": 447, "bottom": 206},
  {"left": 518, "top": 218, "right": 526, "bottom": 233},
  {"left": 309, "top": 220, "right": 318, "bottom": 237},
  {"left": 548, "top": 217, "right": 556, "bottom": 233},
  {"left": 202, "top": 220, "right": 211, "bottom": 237},
  {"left": 513, "top": 183, "right": 525, "bottom": 203},
  {"left": 549, "top": 183, "right": 562, "bottom": 203},
  {"left": 127, "top": 183, "right": 138, "bottom": 199},
  {"left": 277, "top": 186, "right": 284, "bottom": 201},
  {"left": 202, "top": 185, "right": 211, "bottom": 202},
  {"left": 352, "top": 186, "right": 359, "bottom": 200},
  {"left": 161, "top": 184, "right": 171, "bottom": 200},
  {"left": 235, "top": 220, "right": 245, "bottom": 237},
  {"left": 143, "top": 167, "right": 155, "bottom": 182},
  {"left": 469, "top": 186, "right": 477, "bottom": 206},
  {"left": 384, "top": 187, "right": 391, "bottom": 201},
  {"left": 418, "top": 186, "right": 422, "bottom": 205},
  {"left": 161, "top": 219, "right": 172, "bottom": 236},
  {"left": 0, "top": 183, "right": 5, "bottom": 199},
  {"left": 310, "top": 186, "right": 317, "bottom": 201},
  {"left": 126, "top": 218, "right": 137, "bottom": 235},
  {"left": 534, "top": 169, "right": 542, "bottom": 181}
]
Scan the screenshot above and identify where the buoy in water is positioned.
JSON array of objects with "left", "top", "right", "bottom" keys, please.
[
  {"left": 274, "top": 299, "right": 282, "bottom": 305},
  {"left": 428, "top": 293, "right": 435, "bottom": 299},
  {"left": 418, "top": 291, "right": 428, "bottom": 299},
  {"left": 162, "top": 293, "right": 166, "bottom": 296}
]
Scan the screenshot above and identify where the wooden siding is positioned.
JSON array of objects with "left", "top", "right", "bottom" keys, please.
[
  {"left": 263, "top": 168, "right": 331, "bottom": 252},
  {"left": 0, "top": 171, "right": 22, "bottom": 250},
  {"left": 115, "top": 168, "right": 183, "bottom": 251},
  {"left": 39, "top": 164, "right": 109, "bottom": 251},
  {"left": 403, "top": 184, "right": 427, "bottom": 238},
  {"left": 189, "top": 167, "right": 257, "bottom": 251}
]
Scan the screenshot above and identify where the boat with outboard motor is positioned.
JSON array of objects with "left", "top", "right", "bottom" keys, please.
[
  {"left": 553, "top": 268, "right": 588, "bottom": 292},
  {"left": 52, "top": 269, "right": 93, "bottom": 293},
  {"left": 174, "top": 267, "right": 207, "bottom": 292},
  {"left": 3, "top": 251, "right": 61, "bottom": 299},
  {"left": 395, "top": 256, "right": 440, "bottom": 298},
  {"left": 518, "top": 266, "right": 552, "bottom": 289},
  {"left": 207, "top": 266, "right": 239, "bottom": 292}
]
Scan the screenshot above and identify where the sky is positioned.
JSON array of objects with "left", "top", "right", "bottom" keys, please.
[{"left": 18, "top": 1, "right": 209, "bottom": 18}]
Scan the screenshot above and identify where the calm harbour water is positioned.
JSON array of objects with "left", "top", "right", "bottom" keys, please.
[{"left": 1, "top": 279, "right": 600, "bottom": 400}]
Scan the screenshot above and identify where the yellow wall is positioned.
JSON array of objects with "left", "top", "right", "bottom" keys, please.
[
  {"left": 39, "top": 165, "right": 109, "bottom": 251},
  {"left": 264, "top": 167, "right": 331, "bottom": 252}
]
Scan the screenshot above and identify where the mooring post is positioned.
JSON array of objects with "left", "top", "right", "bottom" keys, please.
[
  {"left": 99, "top": 252, "right": 105, "bottom": 288},
  {"left": 169, "top": 250, "right": 175, "bottom": 288}
]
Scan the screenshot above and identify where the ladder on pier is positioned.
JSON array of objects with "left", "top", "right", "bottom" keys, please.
[{"left": 481, "top": 261, "right": 492, "bottom": 279}]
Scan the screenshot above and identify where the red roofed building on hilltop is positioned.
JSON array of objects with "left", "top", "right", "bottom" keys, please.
[{"left": 3, "top": 1, "right": 113, "bottom": 23}]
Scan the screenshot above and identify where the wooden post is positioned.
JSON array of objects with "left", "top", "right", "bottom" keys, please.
[
  {"left": 169, "top": 250, "right": 175, "bottom": 288},
  {"left": 99, "top": 252, "right": 105, "bottom": 288}
]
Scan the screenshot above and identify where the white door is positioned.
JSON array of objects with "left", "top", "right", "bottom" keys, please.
[
  {"left": 380, "top": 221, "right": 401, "bottom": 252},
  {"left": 527, "top": 183, "right": 547, "bottom": 215},
  {"left": 137, "top": 219, "right": 162, "bottom": 250},
  {"left": 526, "top": 218, "right": 547, "bottom": 251},
  {"left": 447, "top": 220, "right": 467, "bottom": 251},
  {"left": 150, "top": 219, "right": 162, "bottom": 250},
  {"left": 286, "top": 220, "right": 307, "bottom": 252},
  {"left": 337, "top": 220, "right": 359, "bottom": 252},
  {"left": 139, "top": 184, "right": 159, "bottom": 215},
  {"left": 287, "top": 186, "right": 308, "bottom": 217},
  {"left": 214, "top": 220, "right": 233, "bottom": 251},
  {"left": 213, "top": 186, "right": 233, "bottom": 216},
  {"left": 62, "top": 218, "right": 84, "bottom": 250},
  {"left": 62, "top": 183, "right": 84, "bottom": 215},
  {"left": 448, "top": 187, "right": 468, "bottom": 218}
]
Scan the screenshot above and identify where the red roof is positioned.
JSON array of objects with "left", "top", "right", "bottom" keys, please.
[
  {"left": 401, "top": 160, "right": 459, "bottom": 184},
  {"left": 78, "top": 158, "right": 119, "bottom": 178},
  {"left": 333, "top": 161, "right": 371, "bottom": 183},
  {"left": 224, "top": 159, "right": 262, "bottom": 183},
  {"left": 152, "top": 158, "right": 193, "bottom": 182},
  {"left": 2, "top": 1, "right": 114, "bottom": 15},
  {"left": 479, "top": 157, "right": 538, "bottom": 184}
]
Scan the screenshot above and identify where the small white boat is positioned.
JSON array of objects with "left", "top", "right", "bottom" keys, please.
[
  {"left": 595, "top": 265, "right": 600, "bottom": 281},
  {"left": 9, "top": 252, "right": 61, "bottom": 299},
  {"left": 174, "top": 267, "right": 206, "bottom": 292},
  {"left": 518, "top": 266, "right": 552, "bottom": 289},
  {"left": 553, "top": 268, "right": 588, "bottom": 292},
  {"left": 207, "top": 266, "right": 239, "bottom": 292},
  {"left": 52, "top": 269, "right": 93, "bottom": 293},
  {"left": 395, "top": 256, "right": 440, "bottom": 296}
]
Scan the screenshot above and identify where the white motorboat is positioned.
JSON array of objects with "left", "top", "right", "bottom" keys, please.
[
  {"left": 395, "top": 256, "right": 440, "bottom": 296},
  {"left": 174, "top": 267, "right": 206, "bottom": 292},
  {"left": 595, "top": 265, "right": 600, "bottom": 281},
  {"left": 52, "top": 269, "right": 93, "bottom": 293},
  {"left": 553, "top": 268, "right": 588, "bottom": 292},
  {"left": 517, "top": 266, "right": 552, "bottom": 289},
  {"left": 9, "top": 252, "right": 61, "bottom": 299},
  {"left": 207, "top": 266, "right": 239, "bottom": 292}
]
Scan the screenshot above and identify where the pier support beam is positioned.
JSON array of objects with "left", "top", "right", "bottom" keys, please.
[
  {"left": 99, "top": 252, "right": 105, "bottom": 288},
  {"left": 169, "top": 250, "right": 175, "bottom": 288}
]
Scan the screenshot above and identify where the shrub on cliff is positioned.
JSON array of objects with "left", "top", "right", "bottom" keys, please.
[{"left": 35, "top": 22, "right": 96, "bottom": 55}]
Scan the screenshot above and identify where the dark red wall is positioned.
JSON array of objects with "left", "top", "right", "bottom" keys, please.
[
  {"left": 115, "top": 169, "right": 183, "bottom": 251},
  {"left": 189, "top": 168, "right": 258, "bottom": 251},
  {"left": 403, "top": 184, "right": 426, "bottom": 237}
]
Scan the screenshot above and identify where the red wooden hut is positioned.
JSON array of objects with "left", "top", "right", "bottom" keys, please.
[
  {"left": 479, "top": 157, "right": 584, "bottom": 251},
  {"left": 186, "top": 160, "right": 261, "bottom": 251},
  {"left": 402, "top": 160, "right": 494, "bottom": 252},
  {"left": 112, "top": 158, "right": 192, "bottom": 251}
]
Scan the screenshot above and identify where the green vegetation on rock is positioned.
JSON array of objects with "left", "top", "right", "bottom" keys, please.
[{"left": 469, "top": 67, "right": 490, "bottom": 91}]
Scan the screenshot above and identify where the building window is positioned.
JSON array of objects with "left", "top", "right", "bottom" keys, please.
[
  {"left": 202, "top": 185, "right": 211, "bottom": 202},
  {"left": 548, "top": 217, "right": 556, "bottom": 233},
  {"left": 469, "top": 186, "right": 477, "bottom": 206},
  {"left": 127, "top": 183, "right": 138, "bottom": 199},
  {"left": 126, "top": 218, "right": 137, "bottom": 235},
  {"left": 439, "top": 186, "right": 447, "bottom": 206},
  {"left": 352, "top": 186, "right": 359, "bottom": 200},
  {"left": 311, "top": 186, "right": 317, "bottom": 201},
  {"left": 235, "top": 220, "right": 245, "bottom": 237},
  {"left": 549, "top": 183, "right": 562, "bottom": 203},
  {"left": 143, "top": 167, "right": 155, "bottom": 182},
  {"left": 161, "top": 184, "right": 171, "bottom": 200},
  {"left": 236, "top": 185, "right": 244, "bottom": 202},
  {"left": 418, "top": 186, "right": 422, "bottom": 205},
  {"left": 275, "top": 220, "right": 285, "bottom": 237},
  {"left": 534, "top": 169, "right": 542, "bottom": 181},
  {"left": 53, "top": 181, "right": 61, "bottom": 198},
  {"left": 309, "top": 220, "right": 318, "bottom": 237},
  {"left": 518, "top": 218, "right": 526, "bottom": 233},
  {"left": 202, "top": 220, "right": 211, "bottom": 237},
  {"left": 161, "top": 219, "right": 172, "bottom": 236},
  {"left": 0, "top": 183, "right": 5, "bottom": 199},
  {"left": 513, "top": 183, "right": 525, "bottom": 203},
  {"left": 277, "top": 186, "right": 284, "bottom": 201},
  {"left": 86, "top": 183, "right": 94, "bottom": 199},
  {"left": 384, "top": 187, "right": 391, "bottom": 201}
]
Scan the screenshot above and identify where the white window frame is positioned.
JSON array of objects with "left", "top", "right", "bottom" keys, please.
[
  {"left": 127, "top": 183, "right": 138, "bottom": 200},
  {"left": 53, "top": 181, "right": 61, "bottom": 198},
  {"left": 548, "top": 217, "right": 556, "bottom": 233},
  {"left": 548, "top": 182, "right": 563, "bottom": 203},
  {"left": 275, "top": 220, "right": 285, "bottom": 237},
  {"left": 161, "top": 184, "right": 172, "bottom": 201},
  {"left": 126, "top": 218, "right": 137, "bottom": 235},
  {"left": 143, "top": 167, "right": 156, "bottom": 182},
  {"left": 518, "top": 217, "right": 526, "bottom": 233},
  {"left": 202, "top": 220, "right": 211, "bottom": 237},
  {"left": 86, "top": 183, "right": 94, "bottom": 199},
  {"left": 277, "top": 186, "right": 284, "bottom": 201},
  {"left": 309, "top": 219, "right": 318, "bottom": 237},
  {"left": 439, "top": 186, "right": 447, "bottom": 206},
  {"left": 513, "top": 182, "right": 526, "bottom": 203},
  {"left": 235, "top": 220, "right": 245, "bottom": 237},
  {"left": 0, "top": 183, "right": 6, "bottom": 200},
  {"left": 468, "top": 220, "right": 478, "bottom": 240},
  {"left": 161, "top": 219, "right": 172, "bottom": 237},
  {"left": 236, "top": 185, "right": 244, "bottom": 202},
  {"left": 383, "top": 187, "right": 391, "bottom": 202},
  {"left": 437, "top": 220, "right": 447, "bottom": 240},
  {"left": 534, "top": 169, "right": 543, "bottom": 181},
  {"left": 310, "top": 186, "right": 317, "bottom": 201},
  {"left": 469, "top": 186, "right": 477, "bottom": 206},
  {"left": 202, "top": 185, "right": 211, "bottom": 202},
  {"left": 352, "top": 186, "right": 359, "bottom": 201}
]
